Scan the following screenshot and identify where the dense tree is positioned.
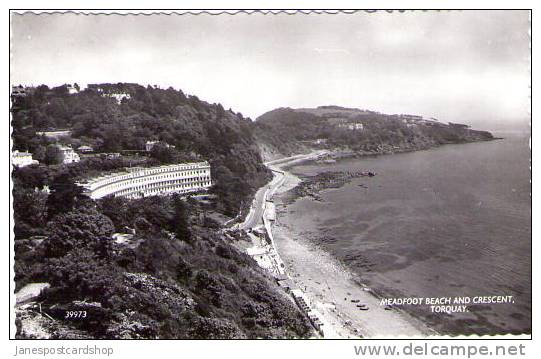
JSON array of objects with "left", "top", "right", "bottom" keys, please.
[
  {"left": 176, "top": 256, "right": 193, "bottom": 284},
  {"left": 12, "top": 187, "right": 48, "bottom": 239},
  {"left": 11, "top": 82, "right": 271, "bottom": 216},
  {"left": 253, "top": 107, "right": 494, "bottom": 158},
  {"left": 45, "top": 206, "right": 115, "bottom": 257},
  {"left": 97, "top": 196, "right": 133, "bottom": 232},
  {"left": 45, "top": 172, "right": 86, "bottom": 219},
  {"left": 12, "top": 83, "right": 314, "bottom": 340},
  {"left": 43, "top": 248, "right": 121, "bottom": 302},
  {"left": 12, "top": 165, "right": 49, "bottom": 190},
  {"left": 32, "top": 145, "right": 46, "bottom": 163},
  {"left": 171, "top": 194, "right": 192, "bottom": 242},
  {"left": 150, "top": 142, "right": 177, "bottom": 164},
  {"left": 43, "top": 145, "right": 64, "bottom": 165}
]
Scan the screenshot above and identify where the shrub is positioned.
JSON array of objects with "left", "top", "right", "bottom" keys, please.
[{"left": 45, "top": 207, "right": 114, "bottom": 257}]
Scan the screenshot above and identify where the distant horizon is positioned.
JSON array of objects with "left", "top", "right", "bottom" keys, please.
[
  {"left": 11, "top": 11, "right": 531, "bottom": 132},
  {"left": 11, "top": 81, "right": 530, "bottom": 132}
]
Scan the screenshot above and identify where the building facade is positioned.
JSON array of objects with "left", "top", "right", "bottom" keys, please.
[
  {"left": 79, "top": 162, "right": 212, "bottom": 200},
  {"left": 338, "top": 122, "right": 364, "bottom": 131},
  {"left": 66, "top": 84, "right": 79, "bottom": 95},
  {"left": 145, "top": 140, "right": 159, "bottom": 152},
  {"left": 12, "top": 150, "right": 38, "bottom": 167},
  {"left": 145, "top": 140, "right": 174, "bottom": 152},
  {"left": 11, "top": 85, "right": 27, "bottom": 97},
  {"left": 36, "top": 130, "right": 72, "bottom": 139},
  {"left": 57, "top": 145, "right": 80, "bottom": 164},
  {"left": 106, "top": 92, "right": 131, "bottom": 104},
  {"left": 347, "top": 123, "right": 364, "bottom": 131},
  {"left": 77, "top": 145, "right": 94, "bottom": 153}
]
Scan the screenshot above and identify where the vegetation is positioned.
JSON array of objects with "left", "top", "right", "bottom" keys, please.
[
  {"left": 14, "top": 184, "right": 312, "bottom": 339},
  {"left": 13, "top": 86, "right": 494, "bottom": 339},
  {"left": 12, "top": 83, "right": 271, "bottom": 216},
  {"left": 253, "top": 106, "right": 494, "bottom": 159},
  {"left": 12, "top": 84, "right": 310, "bottom": 339},
  {"left": 43, "top": 144, "right": 64, "bottom": 165}
]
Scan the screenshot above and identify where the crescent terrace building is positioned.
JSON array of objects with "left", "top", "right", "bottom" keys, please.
[{"left": 78, "top": 162, "right": 212, "bottom": 200}]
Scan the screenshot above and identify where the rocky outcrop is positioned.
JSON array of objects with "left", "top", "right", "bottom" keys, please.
[
  {"left": 122, "top": 272, "right": 195, "bottom": 311},
  {"left": 15, "top": 304, "right": 94, "bottom": 339},
  {"left": 289, "top": 171, "right": 375, "bottom": 202},
  {"left": 15, "top": 283, "right": 50, "bottom": 305}
]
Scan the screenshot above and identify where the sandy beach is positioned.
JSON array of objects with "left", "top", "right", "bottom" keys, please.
[
  {"left": 240, "top": 151, "right": 437, "bottom": 338},
  {"left": 271, "top": 164, "right": 436, "bottom": 338}
]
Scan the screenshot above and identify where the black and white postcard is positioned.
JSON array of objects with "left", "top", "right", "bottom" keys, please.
[{"left": 8, "top": 8, "right": 533, "bottom": 352}]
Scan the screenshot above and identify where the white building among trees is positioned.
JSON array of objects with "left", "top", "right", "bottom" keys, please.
[
  {"left": 36, "top": 130, "right": 72, "bottom": 139},
  {"left": 11, "top": 85, "right": 27, "bottom": 97},
  {"left": 338, "top": 122, "right": 364, "bottom": 131},
  {"left": 145, "top": 140, "right": 174, "bottom": 152},
  {"left": 66, "top": 84, "right": 79, "bottom": 95},
  {"left": 12, "top": 150, "right": 38, "bottom": 167},
  {"left": 106, "top": 92, "right": 131, "bottom": 104},
  {"left": 57, "top": 145, "right": 80, "bottom": 164},
  {"left": 77, "top": 145, "right": 94, "bottom": 153}
]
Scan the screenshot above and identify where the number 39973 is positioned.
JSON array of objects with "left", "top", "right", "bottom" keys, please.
[{"left": 64, "top": 310, "right": 87, "bottom": 319}]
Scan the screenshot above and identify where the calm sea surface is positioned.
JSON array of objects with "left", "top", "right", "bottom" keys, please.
[{"left": 282, "top": 134, "right": 531, "bottom": 335}]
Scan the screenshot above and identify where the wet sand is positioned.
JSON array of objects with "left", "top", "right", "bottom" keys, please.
[{"left": 272, "top": 167, "right": 435, "bottom": 338}]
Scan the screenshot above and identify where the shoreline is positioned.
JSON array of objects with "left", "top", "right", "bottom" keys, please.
[
  {"left": 235, "top": 149, "right": 436, "bottom": 337},
  {"left": 269, "top": 159, "right": 436, "bottom": 338},
  {"left": 241, "top": 137, "right": 531, "bottom": 337},
  {"left": 312, "top": 137, "right": 503, "bottom": 163}
]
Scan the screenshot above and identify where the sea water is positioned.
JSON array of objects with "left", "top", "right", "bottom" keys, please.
[{"left": 281, "top": 134, "right": 531, "bottom": 335}]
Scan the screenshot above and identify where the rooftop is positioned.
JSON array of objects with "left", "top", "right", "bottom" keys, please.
[
  {"left": 79, "top": 161, "right": 210, "bottom": 186},
  {"left": 13, "top": 150, "right": 32, "bottom": 157}
]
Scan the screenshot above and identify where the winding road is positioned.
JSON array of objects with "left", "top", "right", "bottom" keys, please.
[{"left": 237, "top": 151, "right": 327, "bottom": 231}]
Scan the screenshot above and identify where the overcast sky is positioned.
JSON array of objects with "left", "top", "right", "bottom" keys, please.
[{"left": 11, "top": 11, "right": 530, "bottom": 130}]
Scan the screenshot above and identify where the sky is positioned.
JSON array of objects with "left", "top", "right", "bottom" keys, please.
[{"left": 11, "top": 10, "right": 531, "bottom": 130}]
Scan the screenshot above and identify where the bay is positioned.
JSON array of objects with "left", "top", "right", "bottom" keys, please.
[{"left": 279, "top": 134, "right": 531, "bottom": 335}]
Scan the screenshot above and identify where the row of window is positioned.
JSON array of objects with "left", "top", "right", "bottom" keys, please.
[
  {"left": 95, "top": 178, "right": 210, "bottom": 194},
  {"left": 139, "top": 164, "right": 208, "bottom": 175},
  {"left": 90, "top": 171, "right": 211, "bottom": 191},
  {"left": 86, "top": 162, "right": 210, "bottom": 186},
  {"left": 93, "top": 175, "right": 211, "bottom": 192},
  {"left": 125, "top": 187, "right": 200, "bottom": 199},
  {"left": 102, "top": 180, "right": 212, "bottom": 199},
  {"left": 92, "top": 179, "right": 212, "bottom": 199}
]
